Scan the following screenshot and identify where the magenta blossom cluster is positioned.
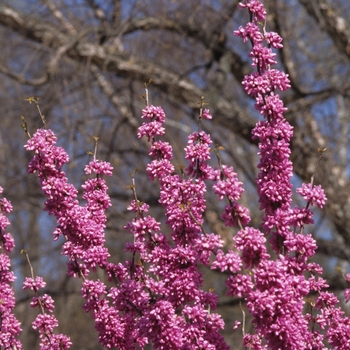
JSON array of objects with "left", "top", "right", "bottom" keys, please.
[
  {"left": 25, "top": 130, "right": 112, "bottom": 276},
  {"left": 126, "top": 104, "right": 230, "bottom": 348},
  {"left": 22, "top": 105, "right": 231, "bottom": 348},
  {"left": 24, "top": 130, "right": 133, "bottom": 348},
  {"left": 0, "top": 187, "right": 22, "bottom": 349},
  {"left": 296, "top": 183, "right": 327, "bottom": 209},
  {"left": 231, "top": 1, "right": 350, "bottom": 349},
  {"left": 2, "top": 1, "right": 347, "bottom": 349},
  {"left": 23, "top": 275, "right": 72, "bottom": 349}
]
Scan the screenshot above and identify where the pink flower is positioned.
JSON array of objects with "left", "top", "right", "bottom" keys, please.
[
  {"left": 266, "top": 69, "right": 291, "bottom": 91},
  {"left": 288, "top": 207, "right": 314, "bottom": 227},
  {"left": 186, "top": 131, "right": 212, "bottom": 157},
  {"left": 213, "top": 165, "right": 244, "bottom": 201},
  {"left": 84, "top": 160, "right": 113, "bottom": 176},
  {"left": 234, "top": 22, "right": 263, "bottom": 44},
  {"left": 265, "top": 31, "right": 283, "bottom": 49},
  {"left": 0, "top": 197, "right": 12, "bottom": 214},
  {"left": 138, "top": 300, "right": 183, "bottom": 349},
  {"left": 23, "top": 276, "right": 46, "bottom": 291},
  {"left": 202, "top": 108, "right": 212, "bottom": 120},
  {"left": 137, "top": 121, "right": 165, "bottom": 140},
  {"left": 226, "top": 274, "right": 254, "bottom": 298},
  {"left": 141, "top": 105, "right": 166, "bottom": 122},
  {"left": 283, "top": 233, "right": 317, "bottom": 257},
  {"left": 195, "top": 233, "right": 224, "bottom": 265},
  {"left": 243, "top": 333, "right": 267, "bottom": 350},
  {"left": 233, "top": 320, "right": 241, "bottom": 330},
  {"left": 212, "top": 249, "right": 242, "bottom": 273},
  {"left": 149, "top": 141, "right": 173, "bottom": 160},
  {"left": 239, "top": 0, "right": 267, "bottom": 22},
  {"left": 30, "top": 294, "right": 55, "bottom": 313},
  {"left": 185, "top": 131, "right": 212, "bottom": 164},
  {"left": 242, "top": 72, "right": 271, "bottom": 97},
  {"left": 249, "top": 44, "right": 277, "bottom": 70},
  {"left": 221, "top": 203, "right": 251, "bottom": 227},
  {"left": 147, "top": 159, "right": 174, "bottom": 181},
  {"left": 234, "top": 227, "right": 270, "bottom": 268},
  {"left": 254, "top": 92, "right": 288, "bottom": 120},
  {"left": 0, "top": 190, "right": 23, "bottom": 349},
  {"left": 127, "top": 200, "right": 150, "bottom": 213},
  {"left": 296, "top": 183, "right": 327, "bottom": 208}
]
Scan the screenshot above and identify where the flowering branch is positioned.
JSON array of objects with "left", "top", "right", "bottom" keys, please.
[
  {"left": 5, "top": 1, "right": 349, "bottom": 349},
  {"left": 0, "top": 187, "right": 22, "bottom": 350},
  {"left": 231, "top": 1, "right": 349, "bottom": 349},
  {"left": 22, "top": 251, "right": 71, "bottom": 350}
]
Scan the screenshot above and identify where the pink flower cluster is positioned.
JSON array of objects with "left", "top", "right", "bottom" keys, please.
[
  {"left": 137, "top": 105, "right": 166, "bottom": 141},
  {"left": 25, "top": 130, "right": 112, "bottom": 276},
  {"left": 1, "top": 1, "right": 348, "bottom": 349},
  {"left": 296, "top": 183, "right": 327, "bottom": 208},
  {"left": 127, "top": 104, "right": 230, "bottom": 348},
  {"left": 25, "top": 129, "right": 123, "bottom": 347},
  {"left": 231, "top": 1, "right": 350, "bottom": 348},
  {"left": 0, "top": 187, "right": 22, "bottom": 349},
  {"left": 22, "top": 103, "right": 235, "bottom": 348},
  {"left": 23, "top": 276, "right": 72, "bottom": 349}
]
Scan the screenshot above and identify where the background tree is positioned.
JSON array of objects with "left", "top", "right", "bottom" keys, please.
[{"left": 0, "top": 0, "right": 349, "bottom": 348}]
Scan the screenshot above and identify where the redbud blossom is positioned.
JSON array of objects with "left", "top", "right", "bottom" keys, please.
[
  {"left": 141, "top": 105, "right": 166, "bottom": 122},
  {"left": 232, "top": 2, "right": 344, "bottom": 348},
  {"left": 212, "top": 166, "right": 244, "bottom": 201},
  {"left": 234, "top": 228, "right": 270, "bottom": 268},
  {"left": 23, "top": 276, "right": 46, "bottom": 290},
  {"left": 0, "top": 188, "right": 22, "bottom": 349},
  {"left": 234, "top": 23, "right": 263, "bottom": 44},
  {"left": 264, "top": 32, "right": 283, "bottom": 49},
  {"left": 212, "top": 249, "right": 242, "bottom": 273},
  {"left": 202, "top": 108, "right": 212, "bottom": 120},
  {"left": 239, "top": 0, "right": 267, "bottom": 22},
  {"left": 221, "top": 203, "right": 251, "bottom": 227},
  {"left": 296, "top": 183, "right": 327, "bottom": 208},
  {"left": 25, "top": 274, "right": 71, "bottom": 349},
  {"left": 17, "top": 1, "right": 348, "bottom": 348}
]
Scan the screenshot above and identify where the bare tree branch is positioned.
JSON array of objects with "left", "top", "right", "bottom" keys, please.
[{"left": 299, "top": 0, "right": 350, "bottom": 58}]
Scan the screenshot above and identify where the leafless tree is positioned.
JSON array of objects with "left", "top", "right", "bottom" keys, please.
[{"left": 0, "top": 0, "right": 350, "bottom": 348}]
